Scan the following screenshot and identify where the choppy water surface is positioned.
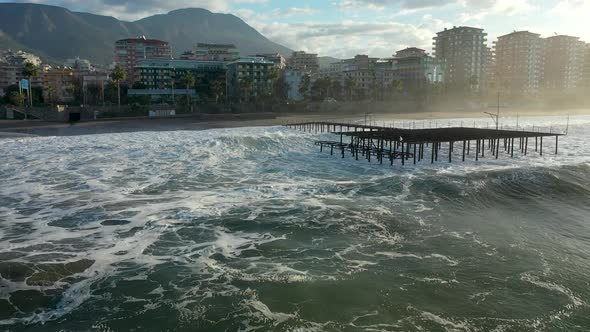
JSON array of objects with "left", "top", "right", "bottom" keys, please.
[{"left": 1, "top": 116, "right": 590, "bottom": 331}]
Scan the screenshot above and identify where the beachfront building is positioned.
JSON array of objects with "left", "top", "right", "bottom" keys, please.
[
  {"left": 325, "top": 55, "right": 383, "bottom": 98},
  {"left": 255, "top": 53, "right": 286, "bottom": 69},
  {"left": 328, "top": 55, "right": 378, "bottom": 73},
  {"left": 0, "top": 50, "right": 44, "bottom": 90},
  {"left": 582, "top": 43, "right": 590, "bottom": 88},
  {"left": 114, "top": 36, "right": 172, "bottom": 85},
  {"left": 373, "top": 59, "right": 399, "bottom": 91},
  {"left": 81, "top": 72, "right": 110, "bottom": 105},
  {"left": 482, "top": 46, "right": 496, "bottom": 94},
  {"left": 66, "top": 57, "right": 94, "bottom": 72},
  {"left": 194, "top": 43, "right": 240, "bottom": 62},
  {"left": 284, "top": 69, "right": 306, "bottom": 101},
  {"left": 227, "top": 57, "right": 275, "bottom": 102},
  {"left": 0, "top": 50, "right": 43, "bottom": 89},
  {"left": 2, "top": 50, "right": 41, "bottom": 67},
  {"left": 42, "top": 68, "right": 76, "bottom": 103},
  {"left": 342, "top": 69, "right": 376, "bottom": 99},
  {"left": 287, "top": 51, "right": 319, "bottom": 74},
  {"left": 0, "top": 61, "right": 21, "bottom": 89},
  {"left": 393, "top": 48, "right": 445, "bottom": 86},
  {"left": 494, "top": 31, "right": 544, "bottom": 97},
  {"left": 433, "top": 26, "right": 487, "bottom": 91},
  {"left": 135, "top": 59, "right": 227, "bottom": 102},
  {"left": 542, "top": 35, "right": 586, "bottom": 92}
]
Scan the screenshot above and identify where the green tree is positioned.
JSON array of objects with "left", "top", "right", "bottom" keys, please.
[
  {"left": 87, "top": 84, "right": 101, "bottom": 105},
  {"left": 181, "top": 73, "right": 195, "bottom": 107},
  {"left": 311, "top": 77, "right": 331, "bottom": 101},
  {"left": 22, "top": 62, "right": 38, "bottom": 118},
  {"left": 371, "top": 80, "right": 384, "bottom": 101},
  {"left": 46, "top": 84, "right": 56, "bottom": 106},
  {"left": 330, "top": 80, "right": 342, "bottom": 100},
  {"left": 344, "top": 76, "right": 356, "bottom": 101},
  {"left": 390, "top": 80, "right": 404, "bottom": 99},
  {"left": 211, "top": 77, "right": 225, "bottom": 104},
  {"left": 9, "top": 91, "right": 26, "bottom": 107},
  {"left": 110, "top": 65, "right": 126, "bottom": 108},
  {"left": 298, "top": 74, "right": 311, "bottom": 101},
  {"left": 239, "top": 76, "right": 254, "bottom": 103},
  {"left": 268, "top": 67, "right": 283, "bottom": 103}
]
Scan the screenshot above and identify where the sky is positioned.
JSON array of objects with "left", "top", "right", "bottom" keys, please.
[{"left": 3, "top": 0, "right": 590, "bottom": 58}]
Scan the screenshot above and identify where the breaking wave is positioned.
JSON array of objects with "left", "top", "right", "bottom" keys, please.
[{"left": 1, "top": 117, "right": 590, "bottom": 331}]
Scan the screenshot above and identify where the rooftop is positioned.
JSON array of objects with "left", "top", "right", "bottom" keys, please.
[{"left": 116, "top": 37, "right": 169, "bottom": 45}]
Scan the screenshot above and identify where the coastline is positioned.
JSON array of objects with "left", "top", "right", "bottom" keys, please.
[{"left": 1, "top": 107, "right": 588, "bottom": 138}]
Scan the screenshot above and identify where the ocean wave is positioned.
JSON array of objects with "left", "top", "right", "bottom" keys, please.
[{"left": 1, "top": 121, "right": 590, "bottom": 330}]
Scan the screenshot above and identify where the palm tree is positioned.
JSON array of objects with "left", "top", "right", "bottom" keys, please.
[
  {"left": 239, "top": 76, "right": 254, "bottom": 103},
  {"left": 331, "top": 80, "right": 342, "bottom": 100},
  {"left": 268, "top": 67, "right": 281, "bottom": 103},
  {"left": 46, "top": 85, "right": 56, "bottom": 106},
  {"left": 181, "top": 73, "right": 195, "bottom": 108},
  {"left": 344, "top": 76, "right": 356, "bottom": 101},
  {"left": 22, "top": 62, "right": 38, "bottom": 118},
  {"left": 211, "top": 78, "right": 225, "bottom": 104},
  {"left": 390, "top": 80, "right": 404, "bottom": 99},
  {"left": 298, "top": 74, "right": 311, "bottom": 101},
  {"left": 110, "top": 65, "right": 126, "bottom": 109}
]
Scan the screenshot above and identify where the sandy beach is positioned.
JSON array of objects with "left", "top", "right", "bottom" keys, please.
[{"left": 0, "top": 107, "right": 588, "bottom": 138}]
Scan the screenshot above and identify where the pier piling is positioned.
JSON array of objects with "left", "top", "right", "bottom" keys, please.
[{"left": 291, "top": 121, "right": 563, "bottom": 167}]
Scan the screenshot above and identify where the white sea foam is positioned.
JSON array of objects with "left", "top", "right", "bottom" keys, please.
[{"left": 1, "top": 118, "right": 589, "bottom": 328}]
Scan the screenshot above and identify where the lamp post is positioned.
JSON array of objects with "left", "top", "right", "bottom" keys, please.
[{"left": 484, "top": 91, "right": 502, "bottom": 131}]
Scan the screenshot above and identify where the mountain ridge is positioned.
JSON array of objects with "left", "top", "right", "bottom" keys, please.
[{"left": 0, "top": 3, "right": 293, "bottom": 65}]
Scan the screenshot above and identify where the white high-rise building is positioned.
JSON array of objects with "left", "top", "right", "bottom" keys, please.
[
  {"left": 433, "top": 26, "right": 487, "bottom": 91},
  {"left": 543, "top": 35, "right": 586, "bottom": 91},
  {"left": 494, "top": 31, "right": 544, "bottom": 96}
]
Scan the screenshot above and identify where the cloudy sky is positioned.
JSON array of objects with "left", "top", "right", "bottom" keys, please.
[{"left": 3, "top": 0, "right": 589, "bottom": 58}]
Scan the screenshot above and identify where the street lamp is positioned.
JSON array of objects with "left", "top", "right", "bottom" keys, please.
[{"left": 483, "top": 91, "right": 501, "bottom": 131}]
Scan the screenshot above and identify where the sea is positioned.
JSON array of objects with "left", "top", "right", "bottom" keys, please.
[{"left": 1, "top": 115, "right": 590, "bottom": 331}]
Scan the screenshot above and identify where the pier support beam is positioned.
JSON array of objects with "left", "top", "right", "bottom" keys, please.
[
  {"left": 449, "top": 141, "right": 453, "bottom": 163},
  {"left": 435, "top": 142, "right": 439, "bottom": 161},
  {"left": 462, "top": 140, "right": 466, "bottom": 162},
  {"left": 431, "top": 142, "right": 435, "bottom": 164},
  {"left": 401, "top": 143, "right": 405, "bottom": 166}
]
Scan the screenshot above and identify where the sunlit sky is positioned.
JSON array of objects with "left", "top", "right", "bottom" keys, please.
[{"left": 4, "top": 0, "right": 590, "bottom": 58}]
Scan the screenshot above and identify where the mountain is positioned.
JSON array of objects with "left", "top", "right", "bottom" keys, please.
[
  {"left": 0, "top": 3, "right": 293, "bottom": 65},
  {"left": 319, "top": 56, "right": 341, "bottom": 68}
]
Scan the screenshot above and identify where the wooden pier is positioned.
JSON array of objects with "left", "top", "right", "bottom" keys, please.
[{"left": 285, "top": 121, "right": 564, "bottom": 165}]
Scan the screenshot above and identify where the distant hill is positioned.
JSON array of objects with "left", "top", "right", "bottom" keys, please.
[
  {"left": 319, "top": 56, "right": 341, "bottom": 68},
  {"left": 0, "top": 3, "right": 293, "bottom": 65}
]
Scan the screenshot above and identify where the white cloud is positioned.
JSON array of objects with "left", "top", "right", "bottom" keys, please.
[
  {"left": 337, "top": 0, "right": 456, "bottom": 10},
  {"left": 7, "top": 0, "right": 233, "bottom": 20},
  {"left": 255, "top": 16, "right": 450, "bottom": 58},
  {"left": 271, "top": 7, "right": 318, "bottom": 17}
]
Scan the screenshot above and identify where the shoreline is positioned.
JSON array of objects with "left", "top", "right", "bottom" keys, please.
[{"left": 1, "top": 108, "right": 588, "bottom": 138}]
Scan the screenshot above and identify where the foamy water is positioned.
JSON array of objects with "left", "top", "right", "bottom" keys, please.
[{"left": 1, "top": 115, "right": 590, "bottom": 331}]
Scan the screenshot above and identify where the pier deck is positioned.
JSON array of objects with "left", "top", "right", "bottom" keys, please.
[{"left": 286, "top": 121, "right": 564, "bottom": 165}]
